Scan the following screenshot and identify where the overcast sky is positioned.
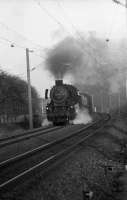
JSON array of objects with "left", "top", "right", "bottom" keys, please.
[{"left": 0, "top": 0, "right": 127, "bottom": 97}]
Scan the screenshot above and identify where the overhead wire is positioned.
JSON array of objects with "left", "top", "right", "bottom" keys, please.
[
  {"left": 0, "top": 0, "right": 111, "bottom": 77},
  {"left": 0, "top": 19, "right": 46, "bottom": 58},
  {"left": 57, "top": 0, "right": 122, "bottom": 69},
  {"left": 33, "top": 0, "right": 74, "bottom": 37},
  {"left": 55, "top": 0, "right": 105, "bottom": 66},
  {"left": 31, "top": 61, "right": 43, "bottom": 71},
  {"left": 106, "top": 0, "right": 122, "bottom": 41},
  {"left": 0, "top": 3, "right": 46, "bottom": 78},
  {"left": 0, "top": 37, "right": 44, "bottom": 75},
  {"left": 56, "top": 0, "right": 81, "bottom": 36},
  {"left": 0, "top": 35, "right": 45, "bottom": 59},
  {"left": 0, "top": 21, "right": 44, "bottom": 52},
  {"left": 112, "top": 0, "right": 125, "bottom": 7},
  {"left": 35, "top": 0, "right": 111, "bottom": 68},
  {"left": 34, "top": 0, "right": 103, "bottom": 67},
  {"left": 34, "top": 0, "right": 99, "bottom": 66},
  {"left": 0, "top": 35, "right": 27, "bottom": 49},
  {"left": 0, "top": 0, "right": 73, "bottom": 60},
  {"left": 0, "top": 59, "right": 43, "bottom": 79}
]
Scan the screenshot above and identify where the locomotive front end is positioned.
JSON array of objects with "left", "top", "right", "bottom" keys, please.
[
  {"left": 45, "top": 80, "right": 82, "bottom": 125},
  {"left": 50, "top": 80, "right": 68, "bottom": 104},
  {"left": 46, "top": 80, "right": 70, "bottom": 125}
]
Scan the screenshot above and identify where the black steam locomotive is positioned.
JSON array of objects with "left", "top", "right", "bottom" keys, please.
[{"left": 45, "top": 80, "right": 93, "bottom": 125}]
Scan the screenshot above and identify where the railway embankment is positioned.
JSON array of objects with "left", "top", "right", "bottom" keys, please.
[{"left": 1, "top": 116, "right": 127, "bottom": 200}]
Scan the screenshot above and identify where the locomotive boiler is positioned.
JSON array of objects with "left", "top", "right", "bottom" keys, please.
[{"left": 45, "top": 80, "right": 93, "bottom": 125}]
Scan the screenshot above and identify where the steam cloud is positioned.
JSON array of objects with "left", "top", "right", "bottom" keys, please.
[
  {"left": 42, "top": 118, "right": 52, "bottom": 126},
  {"left": 45, "top": 33, "right": 127, "bottom": 110},
  {"left": 73, "top": 104, "right": 92, "bottom": 125},
  {"left": 45, "top": 34, "right": 127, "bottom": 94}
]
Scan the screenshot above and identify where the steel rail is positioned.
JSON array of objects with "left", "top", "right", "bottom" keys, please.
[
  {"left": 0, "top": 114, "right": 110, "bottom": 191},
  {"left": 0, "top": 126, "right": 62, "bottom": 148},
  {"left": 0, "top": 126, "right": 50, "bottom": 141},
  {"left": 0, "top": 117, "right": 106, "bottom": 168},
  {"left": 0, "top": 128, "right": 102, "bottom": 190},
  {"left": 0, "top": 113, "right": 103, "bottom": 147},
  {"left": 0, "top": 112, "right": 102, "bottom": 143},
  {"left": 0, "top": 123, "right": 97, "bottom": 168}
]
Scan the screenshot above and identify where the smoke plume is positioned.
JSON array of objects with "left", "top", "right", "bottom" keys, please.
[
  {"left": 45, "top": 33, "right": 127, "bottom": 110},
  {"left": 45, "top": 37, "right": 83, "bottom": 79}
]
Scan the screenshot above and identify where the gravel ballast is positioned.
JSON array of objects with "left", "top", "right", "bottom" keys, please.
[{"left": 1, "top": 117, "right": 127, "bottom": 200}]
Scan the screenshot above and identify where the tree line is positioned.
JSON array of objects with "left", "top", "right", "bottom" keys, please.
[{"left": 0, "top": 70, "right": 42, "bottom": 122}]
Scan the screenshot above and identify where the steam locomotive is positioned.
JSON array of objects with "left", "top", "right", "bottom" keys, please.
[{"left": 45, "top": 80, "right": 93, "bottom": 125}]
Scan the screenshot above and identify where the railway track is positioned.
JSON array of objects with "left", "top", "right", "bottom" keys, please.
[
  {"left": 0, "top": 113, "right": 110, "bottom": 193},
  {"left": 0, "top": 126, "right": 62, "bottom": 148},
  {"left": 0, "top": 112, "right": 101, "bottom": 149}
]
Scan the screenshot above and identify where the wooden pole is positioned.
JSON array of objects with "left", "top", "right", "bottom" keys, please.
[{"left": 26, "top": 48, "right": 33, "bottom": 129}]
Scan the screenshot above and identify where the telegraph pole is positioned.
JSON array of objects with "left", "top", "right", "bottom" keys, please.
[
  {"left": 109, "top": 94, "right": 111, "bottom": 113},
  {"left": 125, "top": 0, "right": 127, "bottom": 100},
  {"left": 91, "top": 94, "right": 94, "bottom": 111},
  {"left": 26, "top": 48, "right": 33, "bottom": 129},
  {"left": 118, "top": 92, "right": 121, "bottom": 115},
  {"left": 101, "top": 91, "right": 104, "bottom": 113}
]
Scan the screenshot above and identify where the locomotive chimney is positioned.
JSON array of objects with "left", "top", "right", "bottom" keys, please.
[{"left": 55, "top": 80, "right": 63, "bottom": 86}]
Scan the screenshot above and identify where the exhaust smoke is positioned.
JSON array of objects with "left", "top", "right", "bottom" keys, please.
[
  {"left": 45, "top": 33, "right": 127, "bottom": 111},
  {"left": 45, "top": 37, "right": 83, "bottom": 79}
]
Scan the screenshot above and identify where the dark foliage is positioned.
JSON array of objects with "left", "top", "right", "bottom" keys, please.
[{"left": 0, "top": 71, "right": 41, "bottom": 116}]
